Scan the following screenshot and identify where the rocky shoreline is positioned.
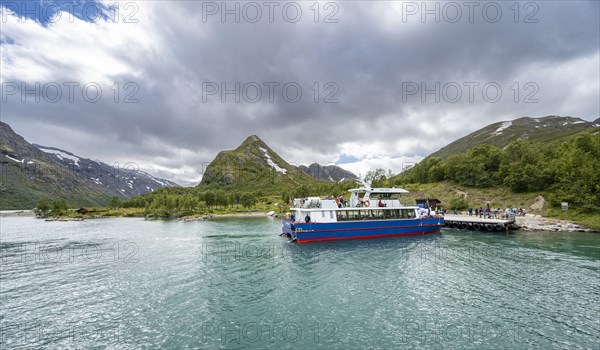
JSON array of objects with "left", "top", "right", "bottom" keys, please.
[
  {"left": 178, "top": 212, "right": 270, "bottom": 222},
  {"left": 5, "top": 210, "right": 597, "bottom": 232},
  {"left": 515, "top": 215, "right": 597, "bottom": 232}
]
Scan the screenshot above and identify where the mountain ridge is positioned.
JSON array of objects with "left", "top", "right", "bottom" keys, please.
[
  {"left": 428, "top": 115, "right": 599, "bottom": 159},
  {"left": 33, "top": 144, "right": 179, "bottom": 197},
  {"left": 0, "top": 121, "right": 177, "bottom": 209},
  {"left": 296, "top": 163, "right": 359, "bottom": 182}
]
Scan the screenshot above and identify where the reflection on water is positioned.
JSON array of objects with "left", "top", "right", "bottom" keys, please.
[{"left": 1, "top": 217, "right": 598, "bottom": 349}]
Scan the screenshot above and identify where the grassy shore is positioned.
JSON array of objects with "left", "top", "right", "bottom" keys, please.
[
  {"left": 543, "top": 209, "right": 600, "bottom": 231},
  {"left": 399, "top": 182, "right": 600, "bottom": 230},
  {"left": 40, "top": 197, "right": 285, "bottom": 220},
  {"left": 35, "top": 183, "right": 599, "bottom": 230}
]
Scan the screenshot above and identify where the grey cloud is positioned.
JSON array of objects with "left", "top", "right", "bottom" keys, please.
[{"left": 1, "top": 1, "right": 598, "bottom": 185}]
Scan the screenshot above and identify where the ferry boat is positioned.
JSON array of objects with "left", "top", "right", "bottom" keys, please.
[{"left": 281, "top": 185, "right": 444, "bottom": 243}]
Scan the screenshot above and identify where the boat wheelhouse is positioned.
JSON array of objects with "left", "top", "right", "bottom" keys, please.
[{"left": 281, "top": 186, "right": 443, "bottom": 243}]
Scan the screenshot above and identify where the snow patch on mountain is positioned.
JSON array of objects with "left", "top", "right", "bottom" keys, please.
[
  {"left": 38, "top": 147, "right": 80, "bottom": 166},
  {"left": 5, "top": 155, "right": 23, "bottom": 163},
  {"left": 492, "top": 121, "right": 512, "bottom": 135},
  {"left": 259, "top": 146, "right": 287, "bottom": 174}
]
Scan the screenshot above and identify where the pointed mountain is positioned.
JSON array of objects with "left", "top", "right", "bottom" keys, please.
[
  {"left": 296, "top": 163, "right": 358, "bottom": 182},
  {"left": 199, "top": 135, "right": 322, "bottom": 191},
  {"left": 0, "top": 121, "right": 176, "bottom": 209},
  {"left": 429, "top": 115, "right": 597, "bottom": 159}
]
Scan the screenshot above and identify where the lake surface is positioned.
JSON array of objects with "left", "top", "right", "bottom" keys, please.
[{"left": 1, "top": 217, "right": 598, "bottom": 349}]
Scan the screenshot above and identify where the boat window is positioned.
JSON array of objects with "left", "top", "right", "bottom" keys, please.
[
  {"left": 338, "top": 209, "right": 413, "bottom": 221},
  {"left": 321, "top": 211, "right": 325, "bottom": 218},
  {"left": 330, "top": 211, "right": 334, "bottom": 219},
  {"left": 370, "top": 193, "right": 400, "bottom": 200}
]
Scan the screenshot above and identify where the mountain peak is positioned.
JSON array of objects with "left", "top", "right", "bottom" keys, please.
[
  {"left": 238, "top": 134, "right": 267, "bottom": 149},
  {"left": 245, "top": 134, "right": 261, "bottom": 142},
  {"left": 199, "top": 135, "right": 318, "bottom": 190}
]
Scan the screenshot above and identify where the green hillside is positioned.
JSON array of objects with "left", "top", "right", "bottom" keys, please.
[
  {"left": 430, "top": 116, "right": 598, "bottom": 159},
  {"left": 200, "top": 135, "right": 326, "bottom": 193},
  {"left": 121, "top": 135, "right": 357, "bottom": 217},
  {"left": 388, "top": 125, "right": 600, "bottom": 224}
]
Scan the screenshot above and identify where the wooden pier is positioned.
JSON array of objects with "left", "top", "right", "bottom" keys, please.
[{"left": 442, "top": 214, "right": 519, "bottom": 232}]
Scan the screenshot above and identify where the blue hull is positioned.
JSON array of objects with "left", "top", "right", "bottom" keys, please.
[{"left": 282, "top": 218, "right": 443, "bottom": 243}]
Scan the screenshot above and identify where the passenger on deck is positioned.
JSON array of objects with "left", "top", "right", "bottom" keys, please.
[{"left": 305, "top": 214, "right": 311, "bottom": 223}]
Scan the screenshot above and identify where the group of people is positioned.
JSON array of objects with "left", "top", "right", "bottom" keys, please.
[
  {"left": 464, "top": 207, "right": 525, "bottom": 219},
  {"left": 334, "top": 195, "right": 347, "bottom": 208}
]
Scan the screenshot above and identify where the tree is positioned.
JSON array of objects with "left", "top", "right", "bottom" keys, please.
[
  {"left": 35, "top": 198, "right": 50, "bottom": 217},
  {"left": 292, "top": 185, "right": 309, "bottom": 199},
  {"left": 50, "top": 199, "right": 68, "bottom": 215},
  {"left": 110, "top": 196, "right": 121, "bottom": 209},
  {"left": 204, "top": 191, "right": 216, "bottom": 208},
  {"left": 449, "top": 195, "right": 468, "bottom": 210},
  {"left": 364, "top": 168, "right": 387, "bottom": 183},
  {"left": 240, "top": 193, "right": 257, "bottom": 208},
  {"left": 215, "top": 191, "right": 231, "bottom": 208},
  {"left": 548, "top": 133, "right": 600, "bottom": 208},
  {"left": 500, "top": 140, "right": 547, "bottom": 192}
]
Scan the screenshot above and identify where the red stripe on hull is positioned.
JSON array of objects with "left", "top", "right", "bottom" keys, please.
[{"left": 296, "top": 229, "right": 441, "bottom": 243}]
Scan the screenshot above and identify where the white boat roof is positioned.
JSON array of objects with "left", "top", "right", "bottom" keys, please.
[
  {"left": 291, "top": 206, "right": 419, "bottom": 211},
  {"left": 348, "top": 187, "right": 409, "bottom": 194}
]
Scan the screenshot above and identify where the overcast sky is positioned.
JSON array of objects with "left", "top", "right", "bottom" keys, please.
[{"left": 1, "top": 0, "right": 599, "bottom": 186}]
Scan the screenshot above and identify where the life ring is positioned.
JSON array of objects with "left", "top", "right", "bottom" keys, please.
[
  {"left": 363, "top": 200, "right": 370, "bottom": 207},
  {"left": 461, "top": 222, "right": 469, "bottom": 229},
  {"left": 485, "top": 224, "right": 494, "bottom": 231},
  {"left": 473, "top": 223, "right": 481, "bottom": 230}
]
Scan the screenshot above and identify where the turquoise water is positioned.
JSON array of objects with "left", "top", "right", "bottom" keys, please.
[{"left": 1, "top": 217, "right": 598, "bottom": 349}]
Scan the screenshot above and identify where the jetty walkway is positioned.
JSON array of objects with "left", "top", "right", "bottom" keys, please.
[{"left": 442, "top": 214, "right": 519, "bottom": 232}]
